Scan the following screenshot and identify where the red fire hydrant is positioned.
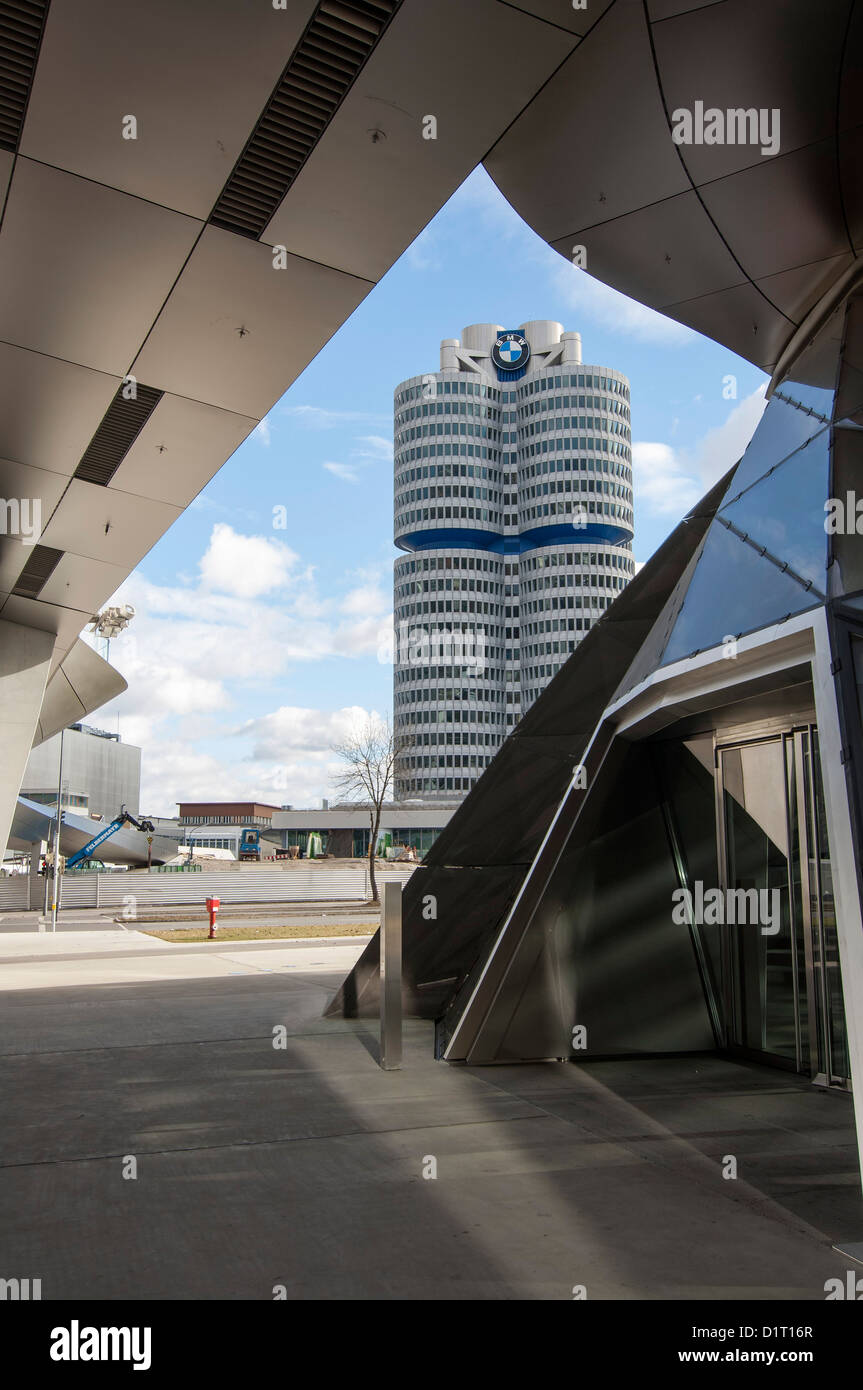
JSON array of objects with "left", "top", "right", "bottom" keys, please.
[{"left": 206, "top": 896, "right": 220, "bottom": 939}]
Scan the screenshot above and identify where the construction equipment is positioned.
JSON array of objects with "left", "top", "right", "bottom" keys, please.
[
  {"left": 65, "top": 808, "right": 156, "bottom": 871},
  {"left": 239, "top": 827, "right": 261, "bottom": 861}
]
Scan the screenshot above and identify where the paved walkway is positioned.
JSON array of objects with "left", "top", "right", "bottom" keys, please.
[
  {"left": 0, "top": 930, "right": 860, "bottom": 1299},
  {"left": 0, "top": 929, "right": 371, "bottom": 990}
]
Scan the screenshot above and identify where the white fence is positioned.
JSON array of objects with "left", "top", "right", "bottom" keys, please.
[
  {"left": 0, "top": 863, "right": 416, "bottom": 913},
  {"left": 0, "top": 878, "right": 29, "bottom": 910}
]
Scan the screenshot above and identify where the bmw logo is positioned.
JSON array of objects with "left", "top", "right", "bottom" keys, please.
[{"left": 491, "top": 331, "right": 530, "bottom": 379}]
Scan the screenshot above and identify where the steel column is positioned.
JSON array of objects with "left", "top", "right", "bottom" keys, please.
[{"left": 380, "top": 880, "right": 402, "bottom": 1070}]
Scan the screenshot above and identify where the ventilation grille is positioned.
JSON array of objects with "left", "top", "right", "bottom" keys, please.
[
  {"left": 0, "top": 0, "right": 49, "bottom": 154},
  {"left": 74, "top": 384, "right": 163, "bottom": 486},
  {"left": 12, "top": 542, "right": 62, "bottom": 597},
  {"left": 210, "top": 0, "right": 401, "bottom": 239}
]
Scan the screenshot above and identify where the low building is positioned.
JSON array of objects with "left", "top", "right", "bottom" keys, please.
[
  {"left": 268, "top": 804, "right": 458, "bottom": 859},
  {"left": 177, "top": 802, "right": 280, "bottom": 828},
  {"left": 151, "top": 802, "right": 456, "bottom": 860},
  {"left": 157, "top": 802, "right": 281, "bottom": 858}
]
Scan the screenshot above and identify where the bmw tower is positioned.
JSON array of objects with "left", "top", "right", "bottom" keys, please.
[{"left": 393, "top": 321, "right": 635, "bottom": 801}]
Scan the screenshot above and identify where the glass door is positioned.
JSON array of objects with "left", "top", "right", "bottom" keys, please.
[
  {"left": 796, "top": 730, "right": 850, "bottom": 1087},
  {"left": 717, "top": 727, "right": 849, "bottom": 1085},
  {"left": 719, "top": 736, "right": 803, "bottom": 1066}
]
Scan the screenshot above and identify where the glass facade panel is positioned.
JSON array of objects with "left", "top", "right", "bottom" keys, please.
[
  {"left": 661, "top": 520, "right": 819, "bottom": 665},
  {"left": 773, "top": 380, "right": 834, "bottom": 421},
  {"left": 718, "top": 427, "right": 829, "bottom": 591},
  {"left": 728, "top": 390, "right": 830, "bottom": 497},
  {"left": 659, "top": 395, "right": 831, "bottom": 666}
]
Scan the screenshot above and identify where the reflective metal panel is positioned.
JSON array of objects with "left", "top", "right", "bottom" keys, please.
[
  {"left": 458, "top": 742, "right": 715, "bottom": 1064},
  {"left": 380, "top": 881, "right": 402, "bottom": 1071}
]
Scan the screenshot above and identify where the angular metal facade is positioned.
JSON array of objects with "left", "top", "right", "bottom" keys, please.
[{"left": 329, "top": 289, "right": 863, "bottom": 1128}]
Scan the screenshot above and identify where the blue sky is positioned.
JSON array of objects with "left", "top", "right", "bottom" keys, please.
[{"left": 95, "top": 167, "right": 769, "bottom": 816}]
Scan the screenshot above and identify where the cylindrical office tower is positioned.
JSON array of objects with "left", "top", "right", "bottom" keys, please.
[{"left": 393, "top": 322, "right": 635, "bottom": 802}]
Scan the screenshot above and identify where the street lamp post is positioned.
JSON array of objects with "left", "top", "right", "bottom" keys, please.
[{"left": 50, "top": 727, "right": 65, "bottom": 933}]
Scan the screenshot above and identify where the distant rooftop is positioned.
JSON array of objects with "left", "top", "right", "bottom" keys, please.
[
  {"left": 177, "top": 802, "right": 282, "bottom": 825},
  {"left": 69, "top": 722, "right": 120, "bottom": 742}
]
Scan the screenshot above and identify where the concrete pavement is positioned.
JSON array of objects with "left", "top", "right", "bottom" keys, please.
[
  {"left": 0, "top": 928, "right": 860, "bottom": 1299},
  {"left": 0, "top": 929, "right": 372, "bottom": 991}
]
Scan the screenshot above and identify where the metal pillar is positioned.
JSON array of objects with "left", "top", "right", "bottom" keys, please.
[
  {"left": 50, "top": 728, "right": 65, "bottom": 933},
  {"left": 380, "top": 880, "right": 402, "bottom": 1070},
  {"left": 27, "top": 840, "right": 42, "bottom": 913}
]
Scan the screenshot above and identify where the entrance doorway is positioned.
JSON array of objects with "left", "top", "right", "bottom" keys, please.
[{"left": 717, "top": 727, "right": 849, "bottom": 1087}]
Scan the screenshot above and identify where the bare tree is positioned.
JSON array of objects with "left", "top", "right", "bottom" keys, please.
[{"left": 331, "top": 716, "right": 407, "bottom": 905}]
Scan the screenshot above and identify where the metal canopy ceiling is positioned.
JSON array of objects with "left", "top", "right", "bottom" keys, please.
[
  {"left": 485, "top": 0, "right": 863, "bottom": 380},
  {"left": 0, "top": 0, "right": 574, "bottom": 703}
]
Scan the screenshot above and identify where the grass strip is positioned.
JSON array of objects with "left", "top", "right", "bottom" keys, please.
[{"left": 143, "top": 923, "right": 377, "bottom": 943}]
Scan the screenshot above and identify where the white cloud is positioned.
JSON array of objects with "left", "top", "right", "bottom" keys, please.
[
  {"left": 323, "top": 433, "right": 392, "bottom": 482},
  {"left": 235, "top": 705, "right": 372, "bottom": 761},
  {"left": 404, "top": 225, "right": 442, "bottom": 272},
  {"left": 632, "top": 441, "right": 703, "bottom": 518},
  {"left": 199, "top": 523, "right": 299, "bottom": 597},
  {"left": 188, "top": 494, "right": 258, "bottom": 522},
  {"left": 553, "top": 263, "right": 697, "bottom": 345},
  {"left": 354, "top": 434, "right": 393, "bottom": 462},
  {"left": 631, "top": 385, "right": 768, "bottom": 524},
  {"left": 252, "top": 418, "right": 271, "bottom": 447},
  {"left": 89, "top": 528, "right": 394, "bottom": 813},
  {"left": 323, "top": 461, "right": 360, "bottom": 484},
  {"left": 121, "top": 703, "right": 390, "bottom": 816},
  {"left": 341, "top": 578, "right": 388, "bottom": 617},
  {"left": 135, "top": 743, "right": 262, "bottom": 815},
  {"left": 689, "top": 384, "right": 767, "bottom": 489},
  {"left": 281, "top": 405, "right": 388, "bottom": 430}
]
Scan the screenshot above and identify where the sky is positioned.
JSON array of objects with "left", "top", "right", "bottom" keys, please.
[{"left": 90, "top": 166, "right": 769, "bottom": 818}]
